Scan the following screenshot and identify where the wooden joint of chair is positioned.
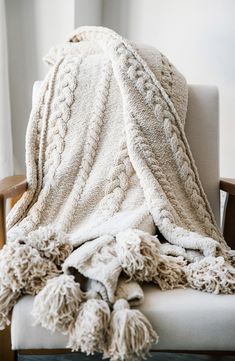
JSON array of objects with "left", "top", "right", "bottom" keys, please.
[
  {"left": 0, "top": 175, "right": 27, "bottom": 249},
  {"left": 220, "top": 178, "right": 235, "bottom": 195},
  {"left": 220, "top": 178, "right": 235, "bottom": 249}
]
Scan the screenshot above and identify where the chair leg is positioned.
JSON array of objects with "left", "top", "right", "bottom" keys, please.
[{"left": 0, "top": 326, "right": 17, "bottom": 361}]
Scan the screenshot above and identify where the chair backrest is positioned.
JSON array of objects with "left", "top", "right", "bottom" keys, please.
[
  {"left": 185, "top": 85, "right": 220, "bottom": 225},
  {"left": 32, "top": 82, "right": 220, "bottom": 225}
]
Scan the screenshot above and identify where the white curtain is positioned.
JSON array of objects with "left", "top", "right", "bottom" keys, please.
[{"left": 0, "top": 0, "right": 13, "bottom": 179}]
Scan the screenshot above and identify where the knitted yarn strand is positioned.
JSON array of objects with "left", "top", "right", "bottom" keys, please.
[
  {"left": 115, "top": 229, "right": 161, "bottom": 282},
  {"left": 104, "top": 298, "right": 158, "bottom": 361},
  {"left": 32, "top": 274, "right": 83, "bottom": 334},
  {"left": 185, "top": 256, "right": 235, "bottom": 294},
  {"left": 26, "top": 226, "right": 73, "bottom": 266},
  {"left": 67, "top": 298, "right": 111, "bottom": 354},
  {"left": 0, "top": 286, "right": 20, "bottom": 330},
  {"left": 116, "top": 229, "right": 187, "bottom": 289},
  {"left": 0, "top": 239, "right": 59, "bottom": 295}
]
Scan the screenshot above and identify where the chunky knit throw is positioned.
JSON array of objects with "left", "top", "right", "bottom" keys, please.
[{"left": 0, "top": 27, "right": 234, "bottom": 360}]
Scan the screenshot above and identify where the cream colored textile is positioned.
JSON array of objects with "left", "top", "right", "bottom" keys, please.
[
  {"left": 1, "top": 26, "right": 234, "bottom": 361},
  {"left": 7, "top": 26, "right": 226, "bottom": 254}
]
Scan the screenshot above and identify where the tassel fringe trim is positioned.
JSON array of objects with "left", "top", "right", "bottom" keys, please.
[
  {"left": 32, "top": 274, "right": 83, "bottom": 334},
  {"left": 185, "top": 256, "right": 235, "bottom": 294},
  {"left": 103, "top": 298, "right": 158, "bottom": 361},
  {"left": 67, "top": 298, "right": 110, "bottom": 354},
  {"left": 116, "top": 229, "right": 187, "bottom": 289}
]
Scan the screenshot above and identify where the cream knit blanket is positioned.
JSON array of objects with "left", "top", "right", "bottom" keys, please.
[{"left": 0, "top": 26, "right": 234, "bottom": 360}]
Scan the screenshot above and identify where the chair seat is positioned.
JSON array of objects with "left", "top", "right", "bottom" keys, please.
[{"left": 11, "top": 285, "right": 235, "bottom": 351}]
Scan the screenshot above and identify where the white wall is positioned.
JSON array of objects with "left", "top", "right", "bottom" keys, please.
[
  {"left": 121, "top": 0, "right": 235, "bottom": 178},
  {"left": 6, "top": 0, "right": 75, "bottom": 172},
  {"left": 5, "top": 0, "right": 235, "bottom": 178},
  {"left": 75, "top": 0, "right": 103, "bottom": 26}
]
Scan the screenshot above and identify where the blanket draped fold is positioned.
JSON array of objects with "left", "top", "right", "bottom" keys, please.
[{"left": 0, "top": 26, "right": 234, "bottom": 361}]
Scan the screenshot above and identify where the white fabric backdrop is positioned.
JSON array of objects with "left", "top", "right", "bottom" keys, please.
[{"left": 0, "top": 0, "right": 13, "bottom": 179}]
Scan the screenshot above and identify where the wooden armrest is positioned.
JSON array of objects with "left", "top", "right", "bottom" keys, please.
[
  {"left": 0, "top": 175, "right": 27, "bottom": 199},
  {"left": 220, "top": 178, "right": 235, "bottom": 195},
  {"left": 0, "top": 175, "right": 27, "bottom": 249},
  {"left": 220, "top": 178, "right": 235, "bottom": 249}
]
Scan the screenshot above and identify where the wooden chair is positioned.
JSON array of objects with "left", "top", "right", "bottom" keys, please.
[{"left": 0, "top": 83, "right": 235, "bottom": 361}]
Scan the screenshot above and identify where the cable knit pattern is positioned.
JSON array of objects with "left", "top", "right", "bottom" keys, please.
[
  {"left": 126, "top": 112, "right": 197, "bottom": 231},
  {"left": 163, "top": 115, "right": 220, "bottom": 239},
  {"left": 6, "top": 64, "right": 60, "bottom": 232},
  {"left": 9, "top": 57, "right": 79, "bottom": 236},
  {"left": 7, "top": 24, "right": 229, "bottom": 255},
  {"left": 43, "top": 57, "right": 80, "bottom": 184},
  {"left": 95, "top": 138, "right": 134, "bottom": 220},
  {"left": 125, "top": 113, "right": 178, "bottom": 227},
  {"left": 116, "top": 43, "right": 222, "bottom": 241},
  {"left": 61, "top": 62, "right": 112, "bottom": 231},
  {"left": 4, "top": 26, "right": 234, "bottom": 361}
]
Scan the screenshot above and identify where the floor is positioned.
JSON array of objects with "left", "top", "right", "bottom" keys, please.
[{"left": 18, "top": 352, "right": 235, "bottom": 361}]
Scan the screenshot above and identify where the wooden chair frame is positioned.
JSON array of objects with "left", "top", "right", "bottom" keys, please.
[{"left": 0, "top": 175, "right": 235, "bottom": 361}]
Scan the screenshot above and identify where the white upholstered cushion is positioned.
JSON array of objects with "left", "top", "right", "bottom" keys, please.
[{"left": 11, "top": 287, "right": 235, "bottom": 350}]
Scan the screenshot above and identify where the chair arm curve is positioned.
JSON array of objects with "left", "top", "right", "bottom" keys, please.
[
  {"left": 220, "top": 178, "right": 235, "bottom": 249},
  {"left": 0, "top": 175, "right": 27, "bottom": 249},
  {"left": 0, "top": 175, "right": 27, "bottom": 199}
]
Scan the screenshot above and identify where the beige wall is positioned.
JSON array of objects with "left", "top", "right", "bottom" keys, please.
[{"left": 6, "top": 0, "right": 235, "bottom": 178}]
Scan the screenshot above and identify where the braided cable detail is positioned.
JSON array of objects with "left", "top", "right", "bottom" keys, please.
[
  {"left": 115, "top": 43, "right": 222, "bottom": 241},
  {"left": 163, "top": 115, "right": 219, "bottom": 239},
  {"left": 126, "top": 114, "right": 181, "bottom": 226},
  {"left": 61, "top": 62, "right": 112, "bottom": 232},
  {"left": 7, "top": 65, "right": 59, "bottom": 232},
  {"left": 125, "top": 114, "right": 220, "bottom": 256},
  {"left": 125, "top": 115, "right": 176, "bottom": 229},
  {"left": 43, "top": 57, "right": 80, "bottom": 185},
  {"left": 74, "top": 29, "right": 219, "bottom": 240},
  {"left": 11, "top": 57, "right": 79, "bottom": 234},
  {"left": 94, "top": 138, "right": 134, "bottom": 220},
  {"left": 127, "top": 113, "right": 199, "bottom": 231}
]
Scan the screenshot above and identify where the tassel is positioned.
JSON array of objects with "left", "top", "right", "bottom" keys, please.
[
  {"left": 0, "top": 240, "right": 59, "bottom": 295},
  {"left": 104, "top": 299, "right": 158, "bottom": 361},
  {"left": 217, "top": 245, "right": 235, "bottom": 267},
  {"left": 116, "top": 229, "right": 187, "bottom": 289},
  {"left": 115, "top": 229, "right": 160, "bottom": 282},
  {"left": 32, "top": 274, "right": 83, "bottom": 334},
  {"left": 153, "top": 255, "right": 187, "bottom": 290},
  {"left": 0, "top": 286, "right": 20, "bottom": 330},
  {"left": 26, "top": 226, "right": 73, "bottom": 266},
  {"left": 67, "top": 298, "right": 110, "bottom": 354},
  {"left": 185, "top": 256, "right": 235, "bottom": 294}
]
